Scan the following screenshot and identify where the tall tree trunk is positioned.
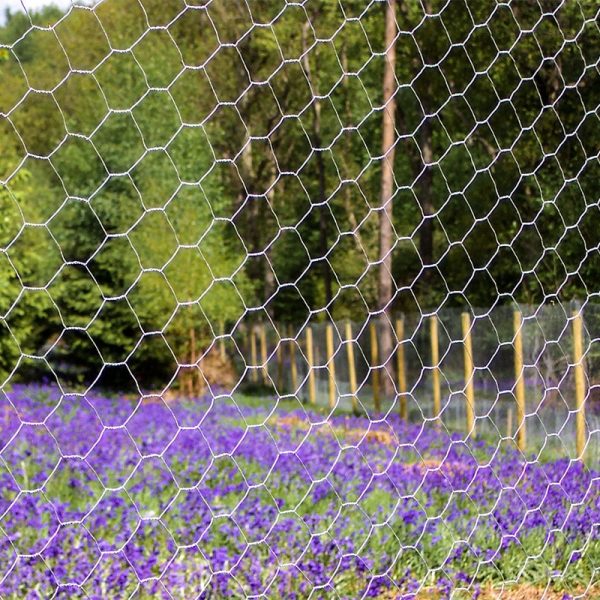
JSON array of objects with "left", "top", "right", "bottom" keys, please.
[
  {"left": 417, "top": 0, "right": 434, "bottom": 291},
  {"left": 302, "top": 18, "right": 332, "bottom": 309},
  {"left": 264, "top": 161, "right": 278, "bottom": 317},
  {"left": 341, "top": 37, "right": 367, "bottom": 255},
  {"left": 313, "top": 98, "right": 332, "bottom": 308},
  {"left": 378, "top": 0, "right": 397, "bottom": 398},
  {"left": 417, "top": 116, "right": 434, "bottom": 271},
  {"left": 237, "top": 98, "right": 262, "bottom": 292}
]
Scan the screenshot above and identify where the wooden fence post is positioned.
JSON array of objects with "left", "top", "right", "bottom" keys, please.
[
  {"left": 513, "top": 311, "right": 526, "bottom": 452},
  {"left": 289, "top": 325, "right": 298, "bottom": 393},
  {"left": 189, "top": 327, "right": 197, "bottom": 397},
  {"left": 430, "top": 315, "right": 441, "bottom": 419},
  {"left": 572, "top": 310, "right": 586, "bottom": 460},
  {"left": 326, "top": 323, "right": 336, "bottom": 409},
  {"left": 370, "top": 322, "right": 381, "bottom": 412},
  {"left": 396, "top": 317, "right": 408, "bottom": 420},
  {"left": 345, "top": 321, "right": 358, "bottom": 413},
  {"left": 306, "top": 326, "right": 316, "bottom": 405},
  {"left": 260, "top": 323, "right": 268, "bottom": 385},
  {"left": 219, "top": 320, "right": 226, "bottom": 361},
  {"left": 276, "top": 329, "right": 284, "bottom": 392},
  {"left": 462, "top": 312, "right": 475, "bottom": 437},
  {"left": 250, "top": 325, "right": 258, "bottom": 383}
]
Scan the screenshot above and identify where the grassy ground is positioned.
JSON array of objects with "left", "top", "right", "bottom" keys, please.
[{"left": 0, "top": 384, "right": 597, "bottom": 598}]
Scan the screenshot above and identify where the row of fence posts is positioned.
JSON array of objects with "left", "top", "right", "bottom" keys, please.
[{"left": 240, "top": 311, "right": 588, "bottom": 460}]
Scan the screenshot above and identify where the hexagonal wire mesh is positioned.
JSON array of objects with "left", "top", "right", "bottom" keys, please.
[{"left": 0, "top": 0, "right": 599, "bottom": 598}]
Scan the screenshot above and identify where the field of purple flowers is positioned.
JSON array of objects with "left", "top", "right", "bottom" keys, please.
[{"left": 0, "top": 384, "right": 598, "bottom": 599}]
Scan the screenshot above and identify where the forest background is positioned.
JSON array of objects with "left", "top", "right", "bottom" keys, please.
[{"left": 0, "top": 0, "right": 598, "bottom": 390}]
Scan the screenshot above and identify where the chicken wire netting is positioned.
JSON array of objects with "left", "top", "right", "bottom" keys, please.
[{"left": 0, "top": 0, "right": 599, "bottom": 598}]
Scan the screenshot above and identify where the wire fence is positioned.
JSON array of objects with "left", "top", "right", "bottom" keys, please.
[
  {"left": 0, "top": 0, "right": 599, "bottom": 598},
  {"left": 234, "top": 302, "right": 600, "bottom": 461}
]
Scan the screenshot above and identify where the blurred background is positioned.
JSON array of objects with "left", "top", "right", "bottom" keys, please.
[{"left": 0, "top": 0, "right": 598, "bottom": 433}]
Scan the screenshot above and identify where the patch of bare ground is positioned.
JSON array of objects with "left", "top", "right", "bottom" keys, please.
[
  {"left": 143, "top": 348, "right": 238, "bottom": 403},
  {"left": 475, "top": 585, "right": 595, "bottom": 599},
  {"left": 274, "top": 415, "right": 398, "bottom": 445},
  {"left": 378, "top": 584, "right": 596, "bottom": 599}
]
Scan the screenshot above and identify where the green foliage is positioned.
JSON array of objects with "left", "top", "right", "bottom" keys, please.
[
  {"left": 0, "top": 0, "right": 598, "bottom": 387},
  {"left": 0, "top": 145, "right": 50, "bottom": 383}
]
